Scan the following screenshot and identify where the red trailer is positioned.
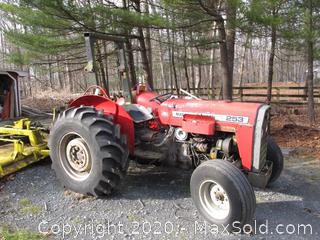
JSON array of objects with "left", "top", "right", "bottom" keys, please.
[{"left": 0, "top": 70, "right": 24, "bottom": 120}]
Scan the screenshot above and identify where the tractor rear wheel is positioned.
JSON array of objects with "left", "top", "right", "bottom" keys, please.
[
  {"left": 267, "top": 137, "right": 283, "bottom": 185},
  {"left": 49, "top": 106, "right": 129, "bottom": 197},
  {"left": 190, "top": 160, "right": 256, "bottom": 231}
]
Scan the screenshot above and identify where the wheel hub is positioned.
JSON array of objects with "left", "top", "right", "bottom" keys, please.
[
  {"left": 199, "top": 180, "right": 230, "bottom": 220},
  {"left": 210, "top": 185, "right": 228, "bottom": 208},
  {"left": 66, "top": 138, "right": 91, "bottom": 173}
]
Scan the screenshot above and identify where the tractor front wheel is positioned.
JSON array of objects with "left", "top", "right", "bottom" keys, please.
[
  {"left": 49, "top": 106, "right": 129, "bottom": 197},
  {"left": 190, "top": 160, "right": 256, "bottom": 231},
  {"left": 267, "top": 137, "right": 283, "bottom": 185}
]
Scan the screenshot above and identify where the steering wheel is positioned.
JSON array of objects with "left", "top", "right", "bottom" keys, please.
[
  {"left": 150, "top": 93, "right": 173, "bottom": 103},
  {"left": 83, "top": 85, "right": 109, "bottom": 99}
]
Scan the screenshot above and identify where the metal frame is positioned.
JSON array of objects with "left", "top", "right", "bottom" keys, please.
[
  {"left": 83, "top": 32, "right": 133, "bottom": 103},
  {"left": 0, "top": 119, "right": 49, "bottom": 177}
]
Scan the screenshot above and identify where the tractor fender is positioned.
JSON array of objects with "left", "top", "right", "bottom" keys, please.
[{"left": 69, "top": 95, "right": 134, "bottom": 153}]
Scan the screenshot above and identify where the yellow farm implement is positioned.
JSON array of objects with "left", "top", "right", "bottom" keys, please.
[{"left": 0, "top": 119, "right": 49, "bottom": 178}]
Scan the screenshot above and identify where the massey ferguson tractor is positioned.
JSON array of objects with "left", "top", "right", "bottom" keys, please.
[{"left": 49, "top": 33, "right": 283, "bottom": 230}]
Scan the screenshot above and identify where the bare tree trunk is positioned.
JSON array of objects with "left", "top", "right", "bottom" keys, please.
[
  {"left": 182, "top": 30, "right": 190, "bottom": 91},
  {"left": 267, "top": 22, "right": 276, "bottom": 104},
  {"left": 239, "top": 33, "right": 249, "bottom": 89},
  {"left": 48, "top": 59, "right": 53, "bottom": 90},
  {"left": 216, "top": 19, "right": 233, "bottom": 100},
  {"left": 210, "top": 28, "right": 217, "bottom": 99},
  {"left": 27, "top": 67, "right": 32, "bottom": 96},
  {"left": 122, "top": 0, "right": 137, "bottom": 87},
  {"left": 138, "top": 29, "right": 153, "bottom": 88},
  {"left": 196, "top": 48, "right": 202, "bottom": 93},
  {"left": 198, "top": 0, "right": 234, "bottom": 100},
  {"left": 226, "top": 0, "right": 236, "bottom": 84},
  {"left": 210, "top": 49, "right": 215, "bottom": 99},
  {"left": 103, "top": 41, "right": 110, "bottom": 91},
  {"left": 191, "top": 57, "right": 196, "bottom": 91},
  {"left": 56, "top": 57, "right": 63, "bottom": 89},
  {"left": 66, "top": 61, "right": 74, "bottom": 91},
  {"left": 171, "top": 30, "right": 179, "bottom": 95},
  {"left": 249, "top": 40, "right": 257, "bottom": 83},
  {"left": 96, "top": 44, "right": 108, "bottom": 89},
  {"left": 126, "top": 39, "right": 137, "bottom": 86},
  {"left": 306, "top": 0, "right": 315, "bottom": 124},
  {"left": 145, "top": 1, "right": 153, "bottom": 84},
  {"left": 304, "top": 77, "right": 308, "bottom": 100},
  {"left": 197, "top": 64, "right": 202, "bottom": 93},
  {"left": 0, "top": 32, "right": 6, "bottom": 69},
  {"left": 190, "top": 32, "right": 196, "bottom": 92},
  {"left": 158, "top": 33, "right": 166, "bottom": 89},
  {"left": 165, "top": 13, "right": 173, "bottom": 92},
  {"left": 150, "top": 1, "right": 166, "bottom": 89},
  {"left": 134, "top": 1, "right": 153, "bottom": 88}
]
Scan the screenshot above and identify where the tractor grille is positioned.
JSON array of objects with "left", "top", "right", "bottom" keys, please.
[
  {"left": 259, "top": 109, "right": 269, "bottom": 170},
  {"left": 259, "top": 137, "right": 268, "bottom": 170},
  {"left": 252, "top": 105, "right": 270, "bottom": 172}
]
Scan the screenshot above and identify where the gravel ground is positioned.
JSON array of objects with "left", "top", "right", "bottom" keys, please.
[{"left": 0, "top": 149, "right": 319, "bottom": 240}]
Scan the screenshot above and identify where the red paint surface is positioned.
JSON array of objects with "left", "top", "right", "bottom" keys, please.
[
  {"left": 2, "top": 91, "right": 11, "bottom": 119},
  {"left": 182, "top": 114, "right": 215, "bottom": 135},
  {"left": 135, "top": 92, "right": 160, "bottom": 113}
]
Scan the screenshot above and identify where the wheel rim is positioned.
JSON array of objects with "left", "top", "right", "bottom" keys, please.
[
  {"left": 59, "top": 133, "right": 92, "bottom": 181},
  {"left": 199, "top": 180, "right": 230, "bottom": 220}
]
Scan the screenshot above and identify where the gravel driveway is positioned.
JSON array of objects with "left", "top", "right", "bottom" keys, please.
[{"left": 0, "top": 149, "right": 319, "bottom": 240}]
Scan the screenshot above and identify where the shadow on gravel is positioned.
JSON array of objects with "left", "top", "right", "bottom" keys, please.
[
  {"left": 272, "top": 171, "right": 319, "bottom": 200},
  {"left": 262, "top": 157, "right": 320, "bottom": 201},
  {"left": 256, "top": 200, "right": 320, "bottom": 226},
  {"left": 109, "top": 165, "right": 193, "bottom": 201}
]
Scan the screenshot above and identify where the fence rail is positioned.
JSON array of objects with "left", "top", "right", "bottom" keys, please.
[{"left": 155, "top": 86, "right": 320, "bottom": 105}]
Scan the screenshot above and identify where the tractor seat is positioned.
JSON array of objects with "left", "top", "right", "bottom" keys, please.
[{"left": 122, "top": 104, "right": 153, "bottom": 124}]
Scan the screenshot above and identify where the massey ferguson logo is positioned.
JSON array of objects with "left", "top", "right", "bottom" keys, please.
[{"left": 172, "top": 111, "right": 249, "bottom": 124}]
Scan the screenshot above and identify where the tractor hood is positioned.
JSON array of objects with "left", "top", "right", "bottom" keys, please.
[
  {"left": 158, "top": 98, "right": 263, "bottom": 128},
  {"left": 157, "top": 98, "right": 269, "bottom": 171}
]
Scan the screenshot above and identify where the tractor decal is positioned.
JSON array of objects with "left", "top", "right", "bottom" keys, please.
[{"left": 172, "top": 111, "right": 249, "bottom": 124}]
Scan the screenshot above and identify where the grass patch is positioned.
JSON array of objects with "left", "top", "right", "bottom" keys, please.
[
  {"left": 18, "top": 198, "right": 42, "bottom": 216},
  {"left": 127, "top": 214, "right": 141, "bottom": 222},
  {"left": 20, "top": 205, "right": 42, "bottom": 216},
  {"left": 18, "top": 198, "right": 30, "bottom": 207},
  {"left": 0, "top": 227, "right": 45, "bottom": 240}
]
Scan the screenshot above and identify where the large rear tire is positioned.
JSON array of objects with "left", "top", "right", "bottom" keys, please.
[
  {"left": 49, "top": 106, "right": 129, "bottom": 197},
  {"left": 267, "top": 137, "right": 283, "bottom": 185},
  {"left": 190, "top": 160, "right": 256, "bottom": 231}
]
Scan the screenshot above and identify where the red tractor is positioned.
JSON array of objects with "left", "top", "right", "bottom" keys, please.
[{"left": 49, "top": 33, "right": 283, "bottom": 230}]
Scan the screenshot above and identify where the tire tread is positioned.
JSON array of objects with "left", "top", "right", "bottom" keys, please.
[{"left": 49, "top": 106, "right": 130, "bottom": 197}]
